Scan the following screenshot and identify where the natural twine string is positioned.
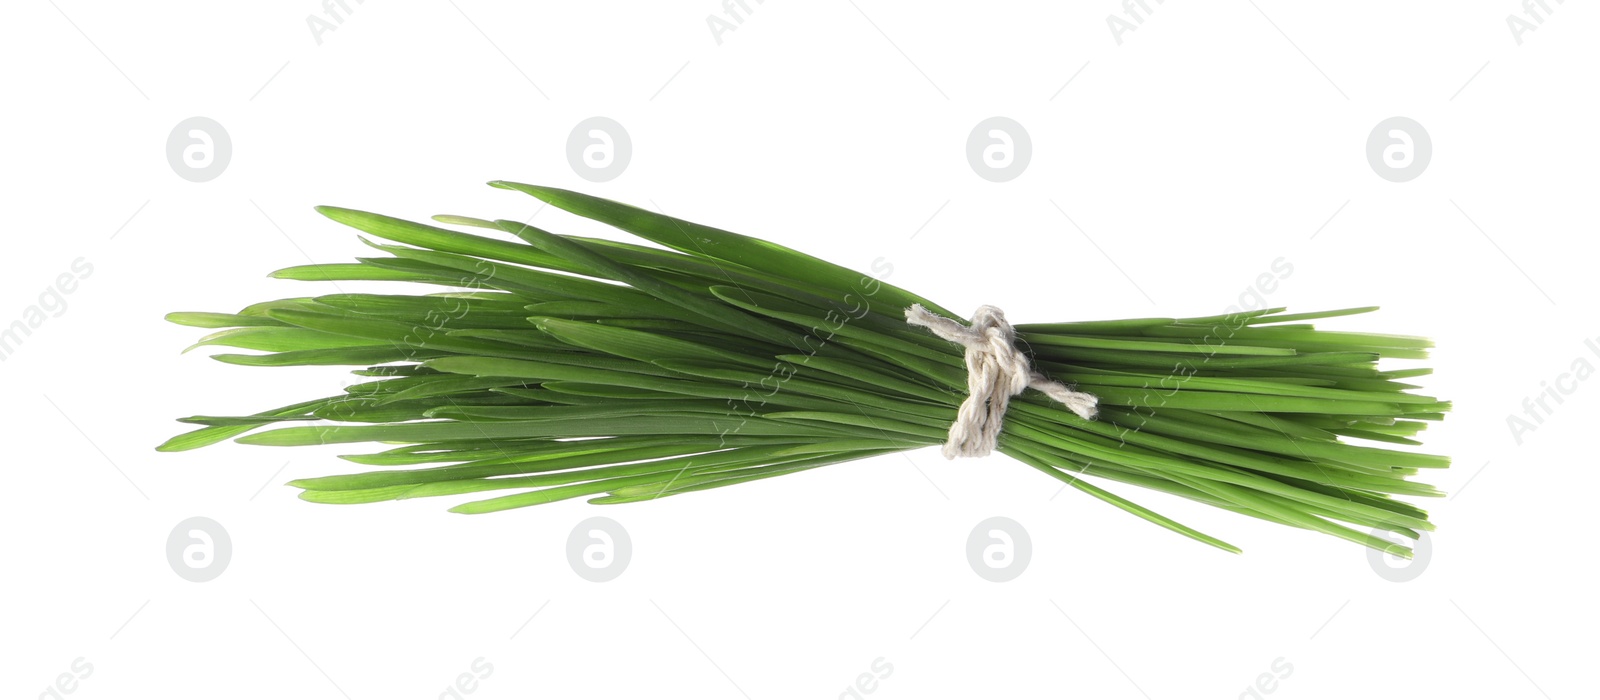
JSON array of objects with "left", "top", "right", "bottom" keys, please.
[{"left": 905, "top": 304, "right": 1098, "bottom": 459}]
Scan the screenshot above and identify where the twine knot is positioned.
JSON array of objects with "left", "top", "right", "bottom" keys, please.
[{"left": 905, "top": 304, "right": 1098, "bottom": 459}]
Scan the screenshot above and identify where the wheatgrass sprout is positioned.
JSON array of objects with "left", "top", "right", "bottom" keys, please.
[{"left": 163, "top": 181, "right": 1450, "bottom": 556}]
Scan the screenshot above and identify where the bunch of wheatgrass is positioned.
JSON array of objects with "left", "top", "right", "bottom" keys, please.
[{"left": 162, "top": 182, "right": 1449, "bottom": 556}]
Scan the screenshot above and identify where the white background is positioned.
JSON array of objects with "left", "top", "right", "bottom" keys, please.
[{"left": 2, "top": 2, "right": 1595, "bottom": 698}]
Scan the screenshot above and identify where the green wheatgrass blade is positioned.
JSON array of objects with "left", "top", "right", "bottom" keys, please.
[
  {"left": 774, "top": 355, "right": 954, "bottom": 405},
  {"left": 163, "top": 184, "right": 1450, "bottom": 557},
  {"left": 178, "top": 415, "right": 320, "bottom": 427},
  {"left": 185, "top": 326, "right": 391, "bottom": 354},
  {"left": 342, "top": 373, "right": 477, "bottom": 397},
  {"left": 381, "top": 375, "right": 536, "bottom": 403},
  {"left": 392, "top": 444, "right": 809, "bottom": 501},
  {"left": 309, "top": 399, "right": 436, "bottom": 424},
  {"left": 269, "top": 262, "right": 442, "bottom": 283},
  {"left": 488, "top": 181, "right": 955, "bottom": 318},
  {"left": 462, "top": 448, "right": 894, "bottom": 512},
  {"left": 1332, "top": 430, "right": 1425, "bottom": 446},
  {"left": 1007, "top": 445, "right": 1242, "bottom": 554},
  {"left": 432, "top": 214, "right": 499, "bottom": 229},
  {"left": 577, "top": 239, "right": 910, "bottom": 326},
  {"left": 338, "top": 447, "right": 519, "bottom": 466},
  {"left": 527, "top": 299, "right": 687, "bottom": 321},
  {"left": 351, "top": 256, "right": 525, "bottom": 292},
  {"left": 358, "top": 241, "right": 646, "bottom": 307},
  {"left": 1011, "top": 405, "right": 1436, "bottom": 495},
  {"left": 1028, "top": 348, "right": 1382, "bottom": 372},
  {"left": 650, "top": 359, "right": 956, "bottom": 422},
  {"left": 1381, "top": 368, "right": 1435, "bottom": 380},
  {"left": 1157, "top": 326, "right": 1434, "bottom": 350},
  {"left": 166, "top": 311, "right": 289, "bottom": 329},
  {"left": 530, "top": 317, "right": 773, "bottom": 370},
  {"left": 1153, "top": 408, "right": 1339, "bottom": 442},
  {"left": 709, "top": 286, "right": 963, "bottom": 364},
  {"left": 538, "top": 382, "right": 707, "bottom": 400},
  {"left": 441, "top": 329, "right": 572, "bottom": 352},
  {"left": 422, "top": 399, "right": 738, "bottom": 422},
  {"left": 763, "top": 411, "right": 946, "bottom": 445},
  {"left": 1246, "top": 306, "right": 1382, "bottom": 324},
  {"left": 264, "top": 308, "right": 543, "bottom": 361},
  {"left": 1015, "top": 317, "right": 1186, "bottom": 334},
  {"left": 591, "top": 452, "right": 892, "bottom": 503},
  {"left": 1345, "top": 420, "right": 1432, "bottom": 437},
  {"left": 1092, "top": 405, "right": 1449, "bottom": 470},
  {"left": 1001, "top": 418, "right": 1434, "bottom": 533},
  {"left": 234, "top": 297, "right": 329, "bottom": 316},
  {"left": 316, "top": 206, "right": 585, "bottom": 275},
  {"left": 158, "top": 397, "right": 339, "bottom": 451},
  {"left": 237, "top": 412, "right": 861, "bottom": 446},
  {"left": 1049, "top": 370, "right": 1440, "bottom": 405},
  {"left": 1075, "top": 385, "right": 1410, "bottom": 415},
  {"left": 349, "top": 364, "right": 441, "bottom": 377},
  {"left": 335, "top": 435, "right": 749, "bottom": 467},
  {"left": 210, "top": 346, "right": 445, "bottom": 367},
  {"left": 316, "top": 292, "right": 534, "bottom": 317},
  {"left": 428, "top": 355, "right": 698, "bottom": 387},
  {"left": 1013, "top": 307, "right": 1285, "bottom": 335},
  {"left": 495, "top": 219, "right": 804, "bottom": 348},
  {"left": 1017, "top": 333, "right": 1299, "bottom": 356},
  {"left": 294, "top": 442, "right": 739, "bottom": 492}
]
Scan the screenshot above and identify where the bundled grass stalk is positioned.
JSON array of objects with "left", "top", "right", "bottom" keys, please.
[{"left": 163, "top": 182, "right": 1450, "bottom": 556}]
